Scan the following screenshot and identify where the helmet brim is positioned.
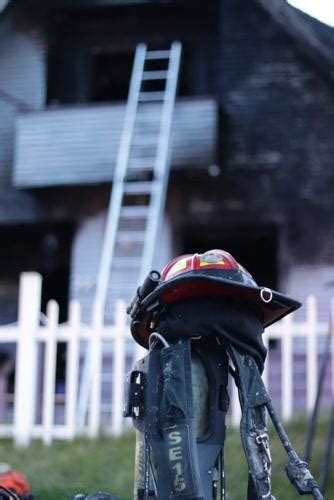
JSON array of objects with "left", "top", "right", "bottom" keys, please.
[{"left": 131, "top": 271, "right": 301, "bottom": 348}]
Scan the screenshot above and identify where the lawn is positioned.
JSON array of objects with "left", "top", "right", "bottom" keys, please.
[{"left": 0, "top": 415, "right": 332, "bottom": 499}]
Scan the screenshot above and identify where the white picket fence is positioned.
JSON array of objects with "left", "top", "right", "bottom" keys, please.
[{"left": 0, "top": 272, "right": 333, "bottom": 447}]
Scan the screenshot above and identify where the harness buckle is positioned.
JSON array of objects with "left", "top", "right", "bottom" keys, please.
[
  {"left": 123, "top": 370, "right": 146, "bottom": 419},
  {"left": 255, "top": 432, "right": 272, "bottom": 466}
]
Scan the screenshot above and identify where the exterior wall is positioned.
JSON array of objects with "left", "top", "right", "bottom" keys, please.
[
  {"left": 1, "top": 0, "right": 334, "bottom": 319},
  {"left": 285, "top": 265, "right": 334, "bottom": 321},
  {"left": 0, "top": 8, "right": 46, "bottom": 222},
  {"left": 70, "top": 210, "right": 173, "bottom": 321},
  {"left": 70, "top": 211, "right": 105, "bottom": 320},
  {"left": 167, "top": 0, "right": 334, "bottom": 300},
  {"left": 215, "top": 0, "right": 334, "bottom": 269}
]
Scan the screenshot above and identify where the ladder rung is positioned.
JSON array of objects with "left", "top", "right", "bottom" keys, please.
[
  {"left": 139, "top": 91, "right": 165, "bottom": 102},
  {"left": 145, "top": 50, "right": 171, "bottom": 60},
  {"left": 142, "top": 70, "right": 169, "bottom": 80},
  {"left": 124, "top": 181, "right": 157, "bottom": 195},
  {"left": 117, "top": 231, "right": 146, "bottom": 243},
  {"left": 121, "top": 206, "right": 150, "bottom": 218}
]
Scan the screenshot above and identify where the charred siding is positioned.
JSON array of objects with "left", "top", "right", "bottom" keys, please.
[
  {"left": 181, "top": 0, "right": 334, "bottom": 266},
  {"left": 0, "top": 13, "right": 46, "bottom": 222}
]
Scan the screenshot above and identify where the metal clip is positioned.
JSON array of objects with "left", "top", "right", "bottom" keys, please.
[
  {"left": 256, "top": 432, "right": 272, "bottom": 466},
  {"left": 124, "top": 370, "right": 146, "bottom": 419},
  {"left": 260, "top": 287, "right": 273, "bottom": 304}
]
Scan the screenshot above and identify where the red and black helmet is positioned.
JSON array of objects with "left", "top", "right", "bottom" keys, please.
[{"left": 130, "top": 249, "right": 301, "bottom": 348}]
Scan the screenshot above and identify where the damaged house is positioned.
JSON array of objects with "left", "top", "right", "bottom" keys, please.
[{"left": 0, "top": 0, "right": 334, "bottom": 418}]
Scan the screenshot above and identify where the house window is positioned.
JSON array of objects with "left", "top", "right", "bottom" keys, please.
[
  {"left": 90, "top": 50, "right": 134, "bottom": 102},
  {"left": 48, "top": 41, "right": 193, "bottom": 105},
  {"left": 90, "top": 45, "right": 192, "bottom": 103},
  {"left": 0, "top": 223, "right": 73, "bottom": 323}
]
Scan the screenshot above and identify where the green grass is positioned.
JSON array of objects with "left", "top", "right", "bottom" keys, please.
[{"left": 0, "top": 416, "right": 333, "bottom": 499}]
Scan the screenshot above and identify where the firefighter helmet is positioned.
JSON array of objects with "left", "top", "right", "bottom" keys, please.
[{"left": 130, "top": 249, "right": 301, "bottom": 348}]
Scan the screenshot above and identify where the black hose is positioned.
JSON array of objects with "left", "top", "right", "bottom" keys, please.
[{"left": 266, "top": 400, "right": 323, "bottom": 499}]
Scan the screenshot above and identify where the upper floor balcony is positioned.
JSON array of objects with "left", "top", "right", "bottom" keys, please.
[{"left": 13, "top": 96, "right": 217, "bottom": 188}]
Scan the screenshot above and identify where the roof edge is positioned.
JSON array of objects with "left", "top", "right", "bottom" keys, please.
[
  {"left": 256, "top": 0, "right": 334, "bottom": 81},
  {"left": 0, "top": 0, "right": 10, "bottom": 14}
]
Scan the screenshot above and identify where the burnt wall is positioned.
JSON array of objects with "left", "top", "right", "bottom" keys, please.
[
  {"left": 47, "top": 0, "right": 217, "bottom": 104},
  {"left": 3, "top": 0, "right": 334, "bottom": 274},
  {"left": 207, "top": 0, "right": 334, "bottom": 266}
]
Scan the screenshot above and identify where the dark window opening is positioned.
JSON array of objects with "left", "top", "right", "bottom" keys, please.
[
  {"left": 0, "top": 223, "right": 74, "bottom": 324},
  {"left": 0, "top": 223, "right": 74, "bottom": 405},
  {"left": 47, "top": 0, "right": 216, "bottom": 104},
  {"left": 182, "top": 224, "right": 279, "bottom": 290},
  {"left": 90, "top": 51, "right": 134, "bottom": 102},
  {"left": 86, "top": 44, "right": 191, "bottom": 103},
  {"left": 48, "top": 45, "right": 192, "bottom": 104}
]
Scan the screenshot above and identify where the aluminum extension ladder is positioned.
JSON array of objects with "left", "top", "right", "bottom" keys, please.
[
  {"left": 77, "top": 42, "right": 182, "bottom": 429},
  {"left": 96, "top": 41, "right": 182, "bottom": 317}
]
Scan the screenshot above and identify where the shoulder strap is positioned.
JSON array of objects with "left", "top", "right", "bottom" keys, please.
[
  {"left": 227, "top": 344, "right": 324, "bottom": 500},
  {"left": 226, "top": 344, "right": 275, "bottom": 500}
]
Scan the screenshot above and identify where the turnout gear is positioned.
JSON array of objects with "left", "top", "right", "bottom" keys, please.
[
  {"left": 126, "top": 336, "right": 228, "bottom": 499},
  {"left": 127, "top": 249, "right": 322, "bottom": 499},
  {"left": 128, "top": 249, "right": 301, "bottom": 348}
]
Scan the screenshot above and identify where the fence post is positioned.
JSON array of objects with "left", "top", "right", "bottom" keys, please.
[
  {"left": 332, "top": 298, "right": 334, "bottom": 405},
  {"left": 281, "top": 313, "right": 293, "bottom": 420},
  {"left": 42, "top": 300, "right": 59, "bottom": 445},
  {"left": 66, "top": 301, "right": 81, "bottom": 439},
  {"left": 262, "top": 334, "right": 270, "bottom": 388},
  {"left": 111, "top": 300, "right": 127, "bottom": 436},
  {"left": 230, "top": 374, "right": 241, "bottom": 426},
  {"left": 13, "top": 272, "right": 42, "bottom": 447},
  {"left": 88, "top": 300, "right": 103, "bottom": 438},
  {"left": 306, "top": 295, "right": 317, "bottom": 414}
]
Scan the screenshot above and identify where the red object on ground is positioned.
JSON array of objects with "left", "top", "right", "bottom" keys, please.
[{"left": 0, "top": 469, "right": 32, "bottom": 497}]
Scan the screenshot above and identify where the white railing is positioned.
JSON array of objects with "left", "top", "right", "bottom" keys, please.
[{"left": 0, "top": 273, "right": 333, "bottom": 447}]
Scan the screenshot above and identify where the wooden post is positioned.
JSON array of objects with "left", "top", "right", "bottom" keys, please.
[
  {"left": 88, "top": 300, "right": 103, "bottom": 438},
  {"left": 111, "top": 300, "right": 127, "bottom": 436},
  {"left": 231, "top": 368, "right": 241, "bottom": 427},
  {"left": 281, "top": 314, "right": 293, "bottom": 420},
  {"left": 306, "top": 295, "right": 317, "bottom": 414},
  {"left": 13, "top": 272, "right": 42, "bottom": 447},
  {"left": 331, "top": 298, "right": 334, "bottom": 407},
  {"left": 42, "top": 300, "right": 59, "bottom": 445},
  {"left": 262, "top": 334, "right": 270, "bottom": 388},
  {"left": 66, "top": 301, "right": 80, "bottom": 439}
]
